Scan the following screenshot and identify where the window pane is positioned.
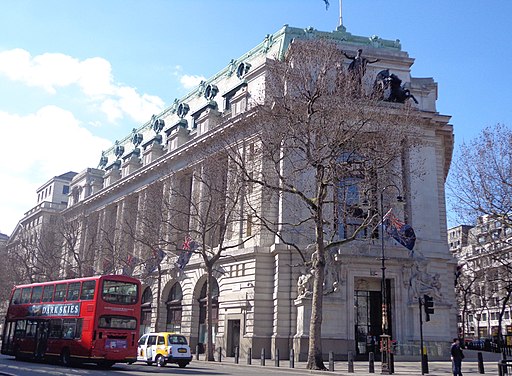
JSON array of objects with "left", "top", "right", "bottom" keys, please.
[
  {"left": 12, "top": 289, "right": 22, "bottom": 305},
  {"left": 30, "top": 286, "right": 43, "bottom": 303},
  {"left": 80, "top": 281, "right": 96, "bottom": 300},
  {"left": 54, "top": 284, "right": 67, "bottom": 302},
  {"left": 66, "top": 282, "right": 81, "bottom": 301},
  {"left": 102, "top": 280, "right": 138, "bottom": 305},
  {"left": 21, "top": 288, "right": 32, "bottom": 304},
  {"left": 98, "top": 315, "right": 137, "bottom": 330},
  {"left": 49, "top": 319, "right": 63, "bottom": 338},
  {"left": 42, "top": 285, "right": 55, "bottom": 302}
]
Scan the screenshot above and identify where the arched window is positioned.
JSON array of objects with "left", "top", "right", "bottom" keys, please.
[
  {"left": 140, "top": 287, "right": 152, "bottom": 336},
  {"left": 198, "top": 279, "right": 219, "bottom": 348},
  {"left": 166, "top": 283, "right": 183, "bottom": 332}
]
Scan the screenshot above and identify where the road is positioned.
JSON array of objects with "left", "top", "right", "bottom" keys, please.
[{"left": 0, "top": 353, "right": 502, "bottom": 376}]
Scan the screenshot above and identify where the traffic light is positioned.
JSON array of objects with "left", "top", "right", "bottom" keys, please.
[{"left": 424, "top": 294, "right": 434, "bottom": 322}]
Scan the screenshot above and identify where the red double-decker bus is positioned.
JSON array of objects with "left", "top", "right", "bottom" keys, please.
[{"left": 1, "top": 274, "right": 141, "bottom": 368}]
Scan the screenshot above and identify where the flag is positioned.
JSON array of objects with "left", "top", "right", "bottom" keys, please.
[
  {"left": 322, "top": 0, "right": 330, "bottom": 10},
  {"left": 122, "top": 254, "right": 138, "bottom": 276},
  {"left": 383, "top": 209, "right": 416, "bottom": 251},
  {"left": 176, "top": 235, "right": 197, "bottom": 270},
  {"left": 145, "top": 249, "right": 166, "bottom": 274}
]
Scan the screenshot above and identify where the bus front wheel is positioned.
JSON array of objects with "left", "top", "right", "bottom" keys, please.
[{"left": 60, "top": 349, "right": 71, "bottom": 367}]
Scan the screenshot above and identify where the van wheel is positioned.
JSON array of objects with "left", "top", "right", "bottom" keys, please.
[
  {"left": 60, "top": 349, "right": 71, "bottom": 367},
  {"left": 178, "top": 361, "right": 188, "bottom": 368},
  {"left": 156, "top": 355, "right": 166, "bottom": 367}
]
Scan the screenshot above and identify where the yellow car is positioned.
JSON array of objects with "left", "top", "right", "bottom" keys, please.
[{"left": 137, "top": 332, "right": 192, "bottom": 367}]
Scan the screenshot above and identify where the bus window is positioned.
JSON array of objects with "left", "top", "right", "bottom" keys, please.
[
  {"left": 67, "top": 282, "right": 81, "bottom": 301},
  {"left": 15, "top": 320, "right": 26, "bottom": 337},
  {"left": 26, "top": 320, "right": 37, "bottom": 337},
  {"left": 30, "top": 286, "right": 43, "bottom": 303},
  {"left": 80, "top": 281, "right": 96, "bottom": 300},
  {"left": 21, "top": 288, "right": 31, "bottom": 304},
  {"left": 63, "top": 319, "right": 77, "bottom": 339},
  {"left": 42, "top": 285, "right": 54, "bottom": 302},
  {"left": 102, "top": 280, "right": 139, "bottom": 305},
  {"left": 12, "top": 289, "right": 21, "bottom": 305},
  {"left": 54, "top": 284, "right": 67, "bottom": 302},
  {"left": 99, "top": 315, "right": 137, "bottom": 330},
  {"left": 49, "top": 319, "right": 63, "bottom": 338}
]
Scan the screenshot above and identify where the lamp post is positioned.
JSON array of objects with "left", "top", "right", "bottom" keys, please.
[{"left": 379, "top": 186, "right": 403, "bottom": 375}]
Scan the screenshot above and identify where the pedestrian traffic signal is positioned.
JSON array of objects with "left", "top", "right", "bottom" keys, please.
[{"left": 424, "top": 294, "right": 434, "bottom": 322}]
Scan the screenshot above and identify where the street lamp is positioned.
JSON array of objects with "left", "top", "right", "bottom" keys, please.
[{"left": 379, "top": 185, "right": 403, "bottom": 375}]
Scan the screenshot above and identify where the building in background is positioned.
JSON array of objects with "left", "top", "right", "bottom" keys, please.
[
  {"left": 453, "top": 216, "right": 512, "bottom": 345},
  {"left": 5, "top": 172, "right": 77, "bottom": 282}
]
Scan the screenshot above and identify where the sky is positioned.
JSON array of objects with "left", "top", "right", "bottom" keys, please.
[{"left": 0, "top": 0, "right": 511, "bottom": 235}]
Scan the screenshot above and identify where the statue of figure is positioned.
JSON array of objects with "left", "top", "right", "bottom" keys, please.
[
  {"left": 297, "top": 271, "right": 313, "bottom": 298},
  {"left": 374, "top": 69, "right": 418, "bottom": 104},
  {"left": 344, "top": 49, "right": 379, "bottom": 85},
  {"left": 323, "top": 250, "right": 342, "bottom": 294},
  {"left": 409, "top": 262, "right": 443, "bottom": 302}
]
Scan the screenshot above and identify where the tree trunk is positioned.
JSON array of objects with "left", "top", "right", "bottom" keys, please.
[
  {"left": 206, "top": 266, "right": 215, "bottom": 361},
  {"left": 306, "top": 212, "right": 326, "bottom": 370}
]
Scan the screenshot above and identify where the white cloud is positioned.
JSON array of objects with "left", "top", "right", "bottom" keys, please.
[
  {"left": 0, "top": 48, "right": 165, "bottom": 123},
  {"left": 180, "top": 74, "right": 206, "bottom": 90},
  {"left": 0, "top": 106, "right": 112, "bottom": 234}
]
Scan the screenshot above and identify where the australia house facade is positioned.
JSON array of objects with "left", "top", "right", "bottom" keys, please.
[{"left": 51, "top": 25, "right": 454, "bottom": 360}]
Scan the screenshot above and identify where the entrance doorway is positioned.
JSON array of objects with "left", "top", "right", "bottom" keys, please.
[
  {"left": 354, "top": 280, "right": 392, "bottom": 359},
  {"left": 227, "top": 319, "right": 240, "bottom": 357}
]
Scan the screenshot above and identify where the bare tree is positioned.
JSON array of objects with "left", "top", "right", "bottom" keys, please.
[
  {"left": 449, "top": 124, "right": 512, "bottom": 347},
  {"left": 162, "top": 154, "right": 250, "bottom": 361},
  {"left": 227, "top": 39, "right": 419, "bottom": 369}
]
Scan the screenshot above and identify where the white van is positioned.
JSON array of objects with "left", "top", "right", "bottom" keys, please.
[{"left": 137, "top": 332, "right": 192, "bottom": 367}]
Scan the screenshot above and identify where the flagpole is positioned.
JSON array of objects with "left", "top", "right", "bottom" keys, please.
[{"left": 339, "top": 0, "right": 343, "bottom": 27}]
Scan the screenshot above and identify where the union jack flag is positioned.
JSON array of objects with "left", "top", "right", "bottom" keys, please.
[
  {"left": 383, "top": 209, "right": 416, "bottom": 251},
  {"left": 176, "top": 235, "right": 197, "bottom": 270}
]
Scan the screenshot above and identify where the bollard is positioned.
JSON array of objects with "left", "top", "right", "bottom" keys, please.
[
  {"left": 195, "top": 345, "right": 200, "bottom": 360},
  {"left": 369, "top": 352, "right": 375, "bottom": 373},
  {"left": 261, "top": 348, "right": 266, "bottom": 366},
  {"left": 218, "top": 347, "right": 222, "bottom": 362},
  {"left": 290, "top": 348, "right": 295, "bottom": 368},
  {"left": 329, "top": 351, "right": 334, "bottom": 372},
  {"left": 235, "top": 346, "right": 239, "bottom": 364},
  {"left": 390, "top": 352, "right": 395, "bottom": 374},
  {"left": 247, "top": 347, "right": 252, "bottom": 365},
  {"left": 275, "top": 348, "right": 280, "bottom": 367},
  {"left": 477, "top": 351, "right": 485, "bottom": 374},
  {"left": 348, "top": 351, "right": 354, "bottom": 373}
]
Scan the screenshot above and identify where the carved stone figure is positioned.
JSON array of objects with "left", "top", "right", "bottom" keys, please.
[{"left": 374, "top": 69, "right": 418, "bottom": 104}]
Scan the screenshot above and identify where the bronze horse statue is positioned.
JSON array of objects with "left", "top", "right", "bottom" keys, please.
[{"left": 374, "top": 69, "right": 418, "bottom": 104}]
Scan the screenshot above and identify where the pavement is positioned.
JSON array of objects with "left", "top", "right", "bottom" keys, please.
[{"left": 196, "top": 349, "right": 503, "bottom": 375}]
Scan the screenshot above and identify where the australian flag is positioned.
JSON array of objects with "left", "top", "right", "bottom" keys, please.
[
  {"left": 176, "top": 235, "right": 197, "bottom": 270},
  {"left": 383, "top": 209, "right": 416, "bottom": 251}
]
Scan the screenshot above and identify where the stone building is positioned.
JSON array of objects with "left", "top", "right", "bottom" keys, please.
[
  {"left": 452, "top": 216, "right": 512, "bottom": 342},
  {"left": 59, "top": 25, "right": 454, "bottom": 360},
  {"left": 5, "top": 171, "right": 77, "bottom": 282}
]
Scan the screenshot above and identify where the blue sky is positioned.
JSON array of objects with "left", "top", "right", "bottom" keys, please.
[{"left": 0, "top": 0, "right": 511, "bottom": 234}]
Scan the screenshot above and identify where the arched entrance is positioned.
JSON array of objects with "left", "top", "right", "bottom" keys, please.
[
  {"left": 140, "top": 287, "right": 152, "bottom": 336},
  {"left": 197, "top": 279, "right": 219, "bottom": 353},
  {"left": 166, "top": 282, "right": 183, "bottom": 332}
]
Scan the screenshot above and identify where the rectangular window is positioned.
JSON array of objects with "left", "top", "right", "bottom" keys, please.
[
  {"left": 482, "top": 313, "right": 487, "bottom": 321},
  {"left": 54, "top": 284, "right": 67, "bottom": 302},
  {"left": 12, "top": 288, "right": 22, "bottom": 305},
  {"left": 80, "top": 281, "right": 96, "bottom": 300},
  {"left": 42, "top": 285, "right": 55, "bottom": 302},
  {"left": 49, "top": 319, "right": 63, "bottom": 338},
  {"left": 30, "top": 286, "right": 43, "bottom": 303},
  {"left": 62, "top": 185, "right": 69, "bottom": 194},
  {"left": 66, "top": 282, "right": 81, "bottom": 301},
  {"left": 26, "top": 320, "right": 37, "bottom": 337},
  {"left": 15, "top": 320, "right": 27, "bottom": 337},
  {"left": 21, "top": 288, "right": 32, "bottom": 304},
  {"left": 63, "top": 318, "right": 82, "bottom": 339}
]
